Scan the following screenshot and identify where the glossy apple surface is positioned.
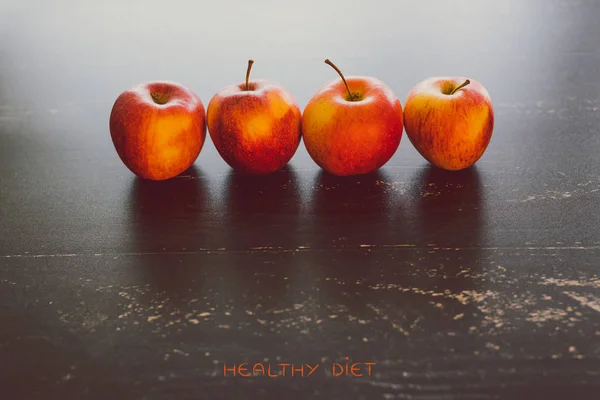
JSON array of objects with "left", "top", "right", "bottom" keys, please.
[
  {"left": 207, "top": 62, "right": 301, "bottom": 175},
  {"left": 302, "top": 61, "right": 403, "bottom": 176},
  {"left": 109, "top": 81, "right": 206, "bottom": 180},
  {"left": 403, "top": 77, "right": 494, "bottom": 171}
]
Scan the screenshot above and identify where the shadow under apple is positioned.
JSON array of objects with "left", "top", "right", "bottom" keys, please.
[
  {"left": 300, "top": 170, "right": 403, "bottom": 318},
  {"left": 409, "top": 164, "right": 485, "bottom": 248},
  {"left": 220, "top": 165, "right": 300, "bottom": 250},
  {"left": 397, "top": 164, "right": 486, "bottom": 333},
  {"left": 215, "top": 165, "right": 302, "bottom": 313},
  {"left": 295, "top": 165, "right": 487, "bottom": 351},
  {"left": 308, "top": 170, "right": 395, "bottom": 248},
  {"left": 126, "top": 165, "right": 210, "bottom": 298}
]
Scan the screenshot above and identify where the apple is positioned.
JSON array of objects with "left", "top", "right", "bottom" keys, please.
[
  {"left": 109, "top": 81, "right": 206, "bottom": 181},
  {"left": 301, "top": 59, "right": 404, "bottom": 176},
  {"left": 206, "top": 59, "right": 302, "bottom": 175},
  {"left": 403, "top": 77, "right": 494, "bottom": 171}
]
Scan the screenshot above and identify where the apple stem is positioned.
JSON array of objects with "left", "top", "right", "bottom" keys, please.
[
  {"left": 450, "top": 79, "right": 471, "bottom": 95},
  {"left": 245, "top": 59, "right": 255, "bottom": 91},
  {"left": 150, "top": 92, "right": 168, "bottom": 105},
  {"left": 325, "top": 59, "right": 358, "bottom": 101}
]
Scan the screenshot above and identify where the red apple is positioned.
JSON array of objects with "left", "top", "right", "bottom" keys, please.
[
  {"left": 403, "top": 77, "right": 494, "bottom": 171},
  {"left": 109, "top": 81, "right": 206, "bottom": 181},
  {"left": 206, "top": 60, "right": 302, "bottom": 175},
  {"left": 301, "top": 60, "right": 404, "bottom": 177}
]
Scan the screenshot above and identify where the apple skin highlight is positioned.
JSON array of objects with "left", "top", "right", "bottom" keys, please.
[
  {"left": 403, "top": 77, "right": 494, "bottom": 171},
  {"left": 302, "top": 76, "right": 404, "bottom": 176},
  {"left": 109, "top": 81, "right": 207, "bottom": 181},
  {"left": 207, "top": 79, "right": 302, "bottom": 175}
]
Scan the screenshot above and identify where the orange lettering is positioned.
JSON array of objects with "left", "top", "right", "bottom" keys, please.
[
  {"left": 223, "top": 364, "right": 236, "bottom": 376},
  {"left": 238, "top": 363, "right": 250, "bottom": 377},
  {"left": 306, "top": 364, "right": 319, "bottom": 376},
  {"left": 267, "top": 364, "right": 279, "bottom": 377},
  {"left": 291, "top": 364, "right": 304, "bottom": 376},
  {"left": 252, "top": 363, "right": 265, "bottom": 376},
  {"left": 344, "top": 357, "right": 350, "bottom": 375},
  {"left": 278, "top": 363, "right": 290, "bottom": 376},
  {"left": 350, "top": 364, "right": 363, "bottom": 377},
  {"left": 332, "top": 363, "right": 344, "bottom": 376}
]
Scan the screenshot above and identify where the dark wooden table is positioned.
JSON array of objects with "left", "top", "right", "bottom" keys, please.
[{"left": 1, "top": 0, "right": 600, "bottom": 399}]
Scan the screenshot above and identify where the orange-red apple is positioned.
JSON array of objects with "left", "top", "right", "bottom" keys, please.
[
  {"left": 403, "top": 77, "right": 494, "bottom": 171},
  {"left": 109, "top": 81, "right": 206, "bottom": 180},
  {"left": 206, "top": 60, "right": 302, "bottom": 175},
  {"left": 301, "top": 59, "right": 404, "bottom": 176}
]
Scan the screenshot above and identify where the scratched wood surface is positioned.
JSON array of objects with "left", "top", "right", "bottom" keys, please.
[{"left": 1, "top": 0, "right": 600, "bottom": 399}]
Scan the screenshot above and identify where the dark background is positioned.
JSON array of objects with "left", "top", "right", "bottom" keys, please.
[{"left": 1, "top": 0, "right": 599, "bottom": 399}]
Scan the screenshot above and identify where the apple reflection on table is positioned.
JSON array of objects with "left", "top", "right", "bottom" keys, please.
[
  {"left": 297, "top": 163, "right": 487, "bottom": 343},
  {"left": 220, "top": 166, "right": 300, "bottom": 250},
  {"left": 126, "top": 165, "right": 210, "bottom": 303},
  {"left": 127, "top": 163, "right": 304, "bottom": 318},
  {"left": 123, "top": 145, "right": 487, "bottom": 339},
  {"left": 215, "top": 166, "right": 302, "bottom": 314},
  {"left": 389, "top": 164, "right": 486, "bottom": 334}
]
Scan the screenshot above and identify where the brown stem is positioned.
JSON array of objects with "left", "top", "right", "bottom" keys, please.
[
  {"left": 245, "top": 59, "right": 255, "bottom": 91},
  {"left": 450, "top": 79, "right": 470, "bottom": 95},
  {"left": 325, "top": 59, "right": 356, "bottom": 100},
  {"left": 150, "top": 92, "right": 169, "bottom": 105}
]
